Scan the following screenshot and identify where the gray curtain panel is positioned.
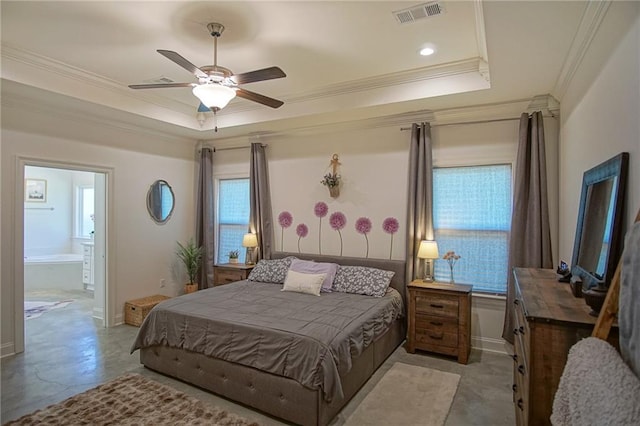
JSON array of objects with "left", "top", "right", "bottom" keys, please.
[
  {"left": 196, "top": 147, "right": 215, "bottom": 290},
  {"left": 502, "top": 111, "right": 553, "bottom": 343},
  {"left": 249, "top": 143, "right": 274, "bottom": 261},
  {"left": 406, "top": 122, "right": 435, "bottom": 283}
]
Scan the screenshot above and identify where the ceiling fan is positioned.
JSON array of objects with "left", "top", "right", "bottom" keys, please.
[{"left": 129, "top": 22, "right": 286, "bottom": 112}]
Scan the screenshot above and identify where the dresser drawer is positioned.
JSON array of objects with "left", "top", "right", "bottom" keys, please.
[{"left": 415, "top": 294, "right": 459, "bottom": 318}]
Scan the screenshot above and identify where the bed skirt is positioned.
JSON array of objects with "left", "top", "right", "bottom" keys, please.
[{"left": 140, "top": 318, "right": 405, "bottom": 426}]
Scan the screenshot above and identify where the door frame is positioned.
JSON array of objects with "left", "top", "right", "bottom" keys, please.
[{"left": 14, "top": 156, "right": 115, "bottom": 354}]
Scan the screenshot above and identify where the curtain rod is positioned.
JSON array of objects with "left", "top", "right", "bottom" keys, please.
[
  {"left": 201, "top": 143, "right": 268, "bottom": 152},
  {"left": 25, "top": 207, "right": 55, "bottom": 210},
  {"left": 399, "top": 114, "right": 556, "bottom": 131}
]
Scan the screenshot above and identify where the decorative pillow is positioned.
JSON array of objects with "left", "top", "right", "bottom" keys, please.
[
  {"left": 281, "top": 270, "right": 326, "bottom": 296},
  {"left": 289, "top": 258, "right": 339, "bottom": 292},
  {"left": 247, "top": 257, "right": 296, "bottom": 283},
  {"left": 332, "top": 266, "right": 395, "bottom": 297}
]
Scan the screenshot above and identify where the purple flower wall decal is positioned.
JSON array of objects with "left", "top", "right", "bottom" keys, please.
[
  {"left": 296, "top": 223, "right": 309, "bottom": 253},
  {"left": 278, "top": 211, "right": 293, "bottom": 250},
  {"left": 314, "top": 202, "right": 329, "bottom": 254},
  {"left": 355, "top": 217, "right": 372, "bottom": 258},
  {"left": 382, "top": 217, "right": 400, "bottom": 259},
  {"left": 329, "top": 211, "right": 347, "bottom": 256}
]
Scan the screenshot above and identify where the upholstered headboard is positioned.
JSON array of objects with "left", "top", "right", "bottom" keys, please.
[{"left": 272, "top": 251, "right": 407, "bottom": 310}]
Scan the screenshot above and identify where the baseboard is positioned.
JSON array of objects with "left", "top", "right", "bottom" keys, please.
[
  {"left": 92, "top": 307, "right": 104, "bottom": 321},
  {"left": 471, "top": 336, "right": 509, "bottom": 354},
  {"left": 1, "top": 342, "right": 16, "bottom": 358},
  {"left": 114, "top": 313, "right": 124, "bottom": 326}
]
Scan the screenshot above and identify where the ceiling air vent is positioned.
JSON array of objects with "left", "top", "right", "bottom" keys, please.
[
  {"left": 144, "top": 76, "right": 175, "bottom": 84},
  {"left": 393, "top": 2, "right": 446, "bottom": 24}
]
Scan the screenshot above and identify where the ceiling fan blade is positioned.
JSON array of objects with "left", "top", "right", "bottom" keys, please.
[
  {"left": 235, "top": 88, "right": 284, "bottom": 109},
  {"left": 128, "top": 83, "right": 194, "bottom": 89},
  {"left": 157, "top": 50, "right": 208, "bottom": 79},
  {"left": 230, "top": 67, "right": 286, "bottom": 85}
]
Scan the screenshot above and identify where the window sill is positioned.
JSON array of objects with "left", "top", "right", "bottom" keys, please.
[{"left": 472, "top": 292, "right": 506, "bottom": 301}]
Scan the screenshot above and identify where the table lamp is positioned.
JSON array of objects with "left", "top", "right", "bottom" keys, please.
[
  {"left": 417, "top": 240, "right": 439, "bottom": 282},
  {"left": 242, "top": 233, "right": 258, "bottom": 265}
]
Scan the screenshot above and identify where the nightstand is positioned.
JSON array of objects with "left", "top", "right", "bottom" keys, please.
[
  {"left": 212, "top": 263, "right": 255, "bottom": 287},
  {"left": 407, "top": 280, "right": 472, "bottom": 364}
]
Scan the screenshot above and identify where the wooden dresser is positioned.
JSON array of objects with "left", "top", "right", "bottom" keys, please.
[
  {"left": 406, "top": 280, "right": 472, "bottom": 364},
  {"left": 511, "top": 268, "right": 613, "bottom": 425},
  {"left": 212, "top": 263, "right": 254, "bottom": 287}
]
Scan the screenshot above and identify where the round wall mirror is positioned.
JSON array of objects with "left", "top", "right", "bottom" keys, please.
[{"left": 146, "top": 180, "right": 175, "bottom": 224}]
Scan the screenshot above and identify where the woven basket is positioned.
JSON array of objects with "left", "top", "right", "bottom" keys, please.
[{"left": 124, "top": 295, "right": 170, "bottom": 326}]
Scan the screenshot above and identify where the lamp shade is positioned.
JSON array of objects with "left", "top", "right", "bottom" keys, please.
[
  {"left": 242, "top": 233, "right": 258, "bottom": 248},
  {"left": 192, "top": 84, "right": 236, "bottom": 110},
  {"left": 417, "top": 240, "right": 439, "bottom": 259}
]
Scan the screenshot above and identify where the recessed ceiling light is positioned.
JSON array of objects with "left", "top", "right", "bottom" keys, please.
[{"left": 419, "top": 47, "right": 435, "bottom": 56}]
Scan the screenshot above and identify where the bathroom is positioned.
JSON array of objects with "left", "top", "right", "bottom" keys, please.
[{"left": 24, "top": 165, "right": 105, "bottom": 322}]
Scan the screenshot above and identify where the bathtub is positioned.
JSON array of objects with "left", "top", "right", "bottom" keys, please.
[{"left": 24, "top": 254, "right": 84, "bottom": 291}]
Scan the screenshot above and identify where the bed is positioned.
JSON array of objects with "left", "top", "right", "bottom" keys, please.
[{"left": 131, "top": 252, "right": 407, "bottom": 426}]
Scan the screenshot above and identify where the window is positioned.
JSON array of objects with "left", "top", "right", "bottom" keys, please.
[
  {"left": 433, "top": 164, "right": 512, "bottom": 294},
  {"left": 75, "top": 186, "right": 95, "bottom": 238},
  {"left": 216, "top": 178, "right": 250, "bottom": 264}
]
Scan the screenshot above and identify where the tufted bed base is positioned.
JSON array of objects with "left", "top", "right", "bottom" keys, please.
[{"left": 140, "top": 318, "right": 404, "bottom": 426}]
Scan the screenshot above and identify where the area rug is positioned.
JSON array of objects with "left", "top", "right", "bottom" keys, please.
[
  {"left": 4, "top": 373, "right": 260, "bottom": 426},
  {"left": 24, "top": 300, "right": 73, "bottom": 320},
  {"left": 345, "top": 362, "right": 461, "bottom": 426}
]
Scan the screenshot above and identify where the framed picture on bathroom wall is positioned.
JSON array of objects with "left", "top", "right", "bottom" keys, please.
[{"left": 25, "top": 178, "right": 47, "bottom": 203}]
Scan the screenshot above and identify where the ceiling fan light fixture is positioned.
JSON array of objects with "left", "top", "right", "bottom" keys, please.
[{"left": 192, "top": 84, "right": 236, "bottom": 110}]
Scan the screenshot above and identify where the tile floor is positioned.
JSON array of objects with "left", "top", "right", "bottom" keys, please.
[{"left": 1, "top": 290, "right": 515, "bottom": 425}]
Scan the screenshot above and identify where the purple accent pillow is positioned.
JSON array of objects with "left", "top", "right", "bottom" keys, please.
[{"left": 289, "top": 258, "right": 339, "bottom": 292}]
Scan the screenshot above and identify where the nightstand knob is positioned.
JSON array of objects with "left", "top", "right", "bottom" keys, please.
[
  {"left": 429, "top": 303, "right": 444, "bottom": 309},
  {"left": 512, "top": 354, "right": 518, "bottom": 362},
  {"left": 517, "top": 398, "right": 524, "bottom": 410},
  {"left": 513, "top": 328, "right": 519, "bottom": 335},
  {"left": 430, "top": 321, "right": 443, "bottom": 326},
  {"left": 512, "top": 383, "right": 517, "bottom": 392},
  {"left": 514, "top": 298, "right": 520, "bottom": 305},
  {"left": 518, "top": 365, "right": 525, "bottom": 375}
]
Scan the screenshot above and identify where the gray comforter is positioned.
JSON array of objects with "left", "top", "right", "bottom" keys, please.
[{"left": 131, "top": 281, "right": 403, "bottom": 402}]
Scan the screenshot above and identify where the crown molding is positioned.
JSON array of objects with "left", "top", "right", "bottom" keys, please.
[
  {"left": 284, "top": 58, "right": 484, "bottom": 104},
  {"left": 474, "top": 0, "right": 489, "bottom": 64},
  {"left": 552, "top": 0, "right": 612, "bottom": 100},
  {"left": 207, "top": 96, "right": 553, "bottom": 148},
  {"left": 2, "top": 91, "right": 193, "bottom": 144},
  {"left": 1, "top": 43, "right": 194, "bottom": 115}
]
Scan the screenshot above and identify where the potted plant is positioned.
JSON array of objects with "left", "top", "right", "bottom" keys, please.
[
  {"left": 228, "top": 250, "right": 239, "bottom": 264},
  {"left": 321, "top": 173, "right": 341, "bottom": 198},
  {"left": 176, "top": 239, "right": 203, "bottom": 294}
]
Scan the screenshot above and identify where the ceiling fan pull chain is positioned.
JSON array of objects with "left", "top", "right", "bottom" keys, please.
[{"left": 213, "top": 109, "right": 218, "bottom": 133}]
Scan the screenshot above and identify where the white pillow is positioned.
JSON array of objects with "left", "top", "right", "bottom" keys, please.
[{"left": 281, "top": 270, "right": 326, "bottom": 296}]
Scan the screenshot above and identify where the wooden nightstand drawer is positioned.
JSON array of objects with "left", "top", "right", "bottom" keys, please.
[
  {"left": 215, "top": 269, "right": 244, "bottom": 284},
  {"left": 213, "top": 264, "right": 254, "bottom": 287},
  {"left": 415, "top": 314, "right": 458, "bottom": 334},
  {"left": 415, "top": 328, "right": 459, "bottom": 349},
  {"left": 415, "top": 294, "right": 459, "bottom": 319}
]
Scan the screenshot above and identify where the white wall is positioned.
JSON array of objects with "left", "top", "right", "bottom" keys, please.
[
  {"left": 24, "top": 167, "right": 74, "bottom": 256},
  {"left": 559, "top": 2, "right": 640, "bottom": 263},
  {"left": 1, "top": 114, "right": 196, "bottom": 356}
]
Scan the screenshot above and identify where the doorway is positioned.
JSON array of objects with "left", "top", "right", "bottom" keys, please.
[{"left": 22, "top": 163, "right": 108, "bottom": 346}]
